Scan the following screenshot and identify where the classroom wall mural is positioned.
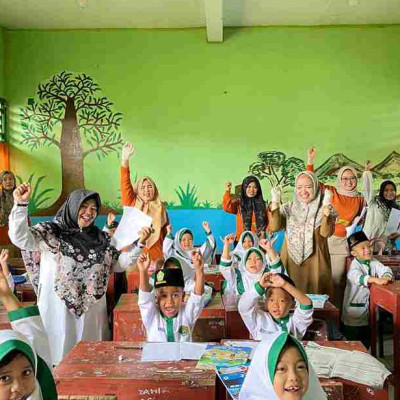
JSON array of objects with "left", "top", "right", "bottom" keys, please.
[
  {"left": 4, "top": 27, "right": 400, "bottom": 224},
  {"left": 19, "top": 71, "right": 123, "bottom": 214}
]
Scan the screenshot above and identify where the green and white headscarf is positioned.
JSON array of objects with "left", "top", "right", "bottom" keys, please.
[
  {"left": 232, "top": 231, "right": 259, "bottom": 264},
  {"left": 239, "top": 332, "right": 327, "bottom": 400},
  {"left": 0, "top": 330, "right": 57, "bottom": 400}
]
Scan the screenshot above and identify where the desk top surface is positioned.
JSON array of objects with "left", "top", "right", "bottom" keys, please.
[{"left": 54, "top": 341, "right": 215, "bottom": 383}]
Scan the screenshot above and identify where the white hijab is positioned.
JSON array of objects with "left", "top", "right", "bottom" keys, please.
[
  {"left": 232, "top": 231, "right": 259, "bottom": 264},
  {"left": 237, "top": 247, "right": 267, "bottom": 292},
  {"left": 239, "top": 332, "right": 327, "bottom": 400}
]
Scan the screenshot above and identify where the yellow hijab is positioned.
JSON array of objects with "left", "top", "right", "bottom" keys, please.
[{"left": 133, "top": 176, "right": 168, "bottom": 249}]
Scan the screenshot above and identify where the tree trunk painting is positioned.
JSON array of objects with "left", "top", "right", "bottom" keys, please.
[{"left": 19, "top": 71, "right": 123, "bottom": 215}]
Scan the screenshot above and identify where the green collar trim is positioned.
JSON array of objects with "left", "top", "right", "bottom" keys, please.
[
  {"left": 356, "top": 258, "right": 371, "bottom": 266},
  {"left": 272, "top": 315, "right": 290, "bottom": 332}
]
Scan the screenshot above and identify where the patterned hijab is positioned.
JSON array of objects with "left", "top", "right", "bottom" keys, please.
[
  {"left": 133, "top": 176, "right": 168, "bottom": 249},
  {"left": 336, "top": 166, "right": 359, "bottom": 197},
  {"left": 240, "top": 176, "right": 267, "bottom": 236},
  {"left": 376, "top": 180, "right": 399, "bottom": 220},
  {"left": 23, "top": 189, "right": 119, "bottom": 317},
  {"left": 0, "top": 170, "right": 16, "bottom": 227},
  {"left": 282, "top": 172, "right": 327, "bottom": 265}
]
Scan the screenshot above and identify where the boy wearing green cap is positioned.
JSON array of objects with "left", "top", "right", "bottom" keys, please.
[{"left": 138, "top": 252, "right": 204, "bottom": 342}]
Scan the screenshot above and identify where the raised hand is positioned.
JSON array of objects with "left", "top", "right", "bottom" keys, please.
[
  {"left": 259, "top": 272, "right": 274, "bottom": 289},
  {"left": 202, "top": 221, "right": 211, "bottom": 233},
  {"left": 322, "top": 189, "right": 333, "bottom": 217},
  {"left": 268, "top": 273, "right": 287, "bottom": 288},
  {"left": 13, "top": 183, "right": 31, "bottom": 203},
  {"left": 139, "top": 227, "right": 153, "bottom": 244},
  {"left": 222, "top": 233, "right": 235, "bottom": 246},
  {"left": 166, "top": 224, "right": 173, "bottom": 235},
  {"left": 270, "top": 188, "right": 282, "bottom": 204},
  {"left": 191, "top": 250, "right": 204, "bottom": 271},
  {"left": 307, "top": 147, "right": 316, "bottom": 165},
  {"left": 259, "top": 237, "right": 277, "bottom": 252},
  {"left": 225, "top": 182, "right": 232, "bottom": 192},
  {"left": 137, "top": 253, "right": 151, "bottom": 272},
  {"left": 107, "top": 212, "right": 116, "bottom": 227},
  {"left": 121, "top": 142, "right": 135, "bottom": 168},
  {"left": 0, "top": 249, "right": 8, "bottom": 265}
]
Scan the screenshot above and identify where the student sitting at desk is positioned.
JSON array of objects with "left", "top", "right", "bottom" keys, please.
[
  {"left": 0, "top": 247, "right": 57, "bottom": 400},
  {"left": 238, "top": 272, "right": 313, "bottom": 339},
  {"left": 220, "top": 235, "right": 286, "bottom": 295},
  {"left": 240, "top": 332, "right": 327, "bottom": 400},
  {"left": 342, "top": 230, "right": 393, "bottom": 349},
  {"left": 162, "top": 223, "right": 215, "bottom": 304},
  {"left": 138, "top": 251, "right": 204, "bottom": 342}
]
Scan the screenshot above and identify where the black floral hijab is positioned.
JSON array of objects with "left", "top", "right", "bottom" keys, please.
[
  {"left": 376, "top": 180, "right": 399, "bottom": 220},
  {"left": 0, "top": 170, "right": 16, "bottom": 227},
  {"left": 240, "top": 176, "right": 267, "bottom": 236},
  {"left": 24, "top": 189, "right": 119, "bottom": 317}
]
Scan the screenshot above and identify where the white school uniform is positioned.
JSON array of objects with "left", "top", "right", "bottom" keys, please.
[
  {"left": 342, "top": 258, "right": 393, "bottom": 326},
  {"left": 138, "top": 290, "right": 204, "bottom": 342},
  {"left": 238, "top": 283, "right": 313, "bottom": 339},
  {"left": 220, "top": 247, "right": 286, "bottom": 295},
  {"left": 8, "top": 204, "right": 143, "bottom": 365},
  {"left": 162, "top": 229, "right": 215, "bottom": 301}
]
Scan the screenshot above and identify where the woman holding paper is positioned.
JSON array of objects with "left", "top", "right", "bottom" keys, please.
[
  {"left": 8, "top": 184, "right": 148, "bottom": 365},
  {"left": 363, "top": 162, "right": 400, "bottom": 254},
  {"left": 120, "top": 142, "right": 169, "bottom": 261}
]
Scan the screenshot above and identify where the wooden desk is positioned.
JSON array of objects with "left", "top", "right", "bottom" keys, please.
[
  {"left": 54, "top": 341, "right": 216, "bottom": 400},
  {"left": 370, "top": 281, "right": 400, "bottom": 400},
  {"left": 222, "top": 294, "right": 339, "bottom": 340},
  {"left": 114, "top": 293, "right": 225, "bottom": 342},
  {"left": 127, "top": 267, "right": 224, "bottom": 293}
]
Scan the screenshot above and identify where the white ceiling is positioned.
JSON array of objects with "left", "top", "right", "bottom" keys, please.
[{"left": 0, "top": 0, "right": 400, "bottom": 30}]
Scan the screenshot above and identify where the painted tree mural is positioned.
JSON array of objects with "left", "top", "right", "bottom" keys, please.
[
  {"left": 19, "top": 71, "right": 123, "bottom": 213},
  {"left": 249, "top": 151, "right": 305, "bottom": 191}
]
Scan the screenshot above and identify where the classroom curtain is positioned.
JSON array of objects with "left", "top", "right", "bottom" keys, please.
[{"left": 0, "top": 142, "right": 10, "bottom": 171}]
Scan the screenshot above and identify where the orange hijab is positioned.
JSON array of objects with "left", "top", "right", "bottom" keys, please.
[{"left": 133, "top": 176, "right": 168, "bottom": 249}]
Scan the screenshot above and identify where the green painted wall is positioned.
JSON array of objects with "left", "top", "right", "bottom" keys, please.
[
  {"left": 4, "top": 26, "right": 400, "bottom": 209},
  {"left": 0, "top": 27, "right": 4, "bottom": 97}
]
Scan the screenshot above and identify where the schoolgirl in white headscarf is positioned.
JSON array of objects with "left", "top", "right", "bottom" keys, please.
[{"left": 239, "top": 331, "right": 327, "bottom": 400}]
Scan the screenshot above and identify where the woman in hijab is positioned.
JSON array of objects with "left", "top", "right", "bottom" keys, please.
[
  {"left": 269, "top": 171, "right": 335, "bottom": 296},
  {"left": 120, "top": 142, "right": 169, "bottom": 262},
  {"left": 8, "top": 183, "right": 146, "bottom": 365},
  {"left": 239, "top": 332, "right": 327, "bottom": 400},
  {"left": 223, "top": 176, "right": 268, "bottom": 241},
  {"left": 306, "top": 148, "right": 367, "bottom": 308},
  {"left": 0, "top": 170, "right": 16, "bottom": 245},
  {"left": 363, "top": 163, "right": 400, "bottom": 253}
]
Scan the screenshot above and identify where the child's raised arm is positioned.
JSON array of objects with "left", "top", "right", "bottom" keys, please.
[
  {"left": 259, "top": 237, "right": 278, "bottom": 262},
  {"left": 138, "top": 253, "right": 151, "bottom": 292},
  {"left": 269, "top": 274, "right": 312, "bottom": 307},
  {"left": 222, "top": 234, "right": 235, "bottom": 260},
  {"left": 0, "top": 250, "right": 20, "bottom": 312},
  {"left": 191, "top": 251, "right": 204, "bottom": 296}
]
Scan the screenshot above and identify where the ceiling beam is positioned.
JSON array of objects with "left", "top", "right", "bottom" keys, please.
[{"left": 204, "top": 0, "right": 223, "bottom": 42}]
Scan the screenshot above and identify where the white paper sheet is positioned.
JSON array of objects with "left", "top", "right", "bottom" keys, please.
[
  {"left": 112, "top": 206, "right": 153, "bottom": 250},
  {"left": 385, "top": 208, "right": 400, "bottom": 235},
  {"left": 141, "top": 342, "right": 208, "bottom": 362},
  {"left": 305, "top": 342, "right": 391, "bottom": 389},
  {"left": 345, "top": 207, "right": 367, "bottom": 238}
]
